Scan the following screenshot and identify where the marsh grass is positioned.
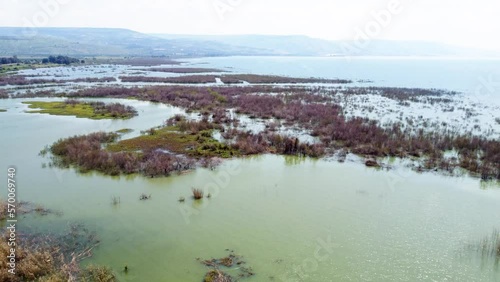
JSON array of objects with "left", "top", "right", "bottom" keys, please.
[
  {"left": 48, "top": 130, "right": 200, "bottom": 177},
  {"left": 23, "top": 100, "right": 137, "bottom": 120},
  {"left": 477, "top": 230, "right": 500, "bottom": 258},
  {"left": 192, "top": 188, "right": 204, "bottom": 200},
  {"left": 32, "top": 84, "right": 500, "bottom": 180},
  {"left": 0, "top": 224, "right": 114, "bottom": 282},
  {"left": 119, "top": 74, "right": 351, "bottom": 84},
  {"left": 0, "top": 238, "right": 55, "bottom": 282},
  {"left": 0, "top": 89, "right": 8, "bottom": 99},
  {"left": 80, "top": 265, "right": 116, "bottom": 282},
  {"left": 111, "top": 196, "right": 121, "bottom": 205},
  {"left": 108, "top": 122, "right": 238, "bottom": 158},
  {"left": 466, "top": 229, "right": 500, "bottom": 267}
]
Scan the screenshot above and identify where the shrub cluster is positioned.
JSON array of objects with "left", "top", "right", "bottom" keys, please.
[
  {"left": 0, "top": 76, "right": 116, "bottom": 86},
  {"left": 36, "top": 84, "right": 500, "bottom": 180},
  {"left": 50, "top": 132, "right": 196, "bottom": 177}
]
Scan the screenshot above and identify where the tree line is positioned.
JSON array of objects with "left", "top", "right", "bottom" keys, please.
[{"left": 0, "top": 55, "right": 83, "bottom": 65}]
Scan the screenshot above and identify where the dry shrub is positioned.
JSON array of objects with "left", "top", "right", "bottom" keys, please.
[
  {"left": 192, "top": 188, "right": 204, "bottom": 200},
  {"left": 0, "top": 239, "right": 56, "bottom": 282},
  {"left": 0, "top": 223, "right": 115, "bottom": 282},
  {"left": 0, "top": 200, "right": 7, "bottom": 220},
  {"left": 80, "top": 265, "right": 116, "bottom": 282},
  {"left": 204, "top": 269, "right": 233, "bottom": 282}
]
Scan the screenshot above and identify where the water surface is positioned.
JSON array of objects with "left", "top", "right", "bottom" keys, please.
[{"left": 1, "top": 97, "right": 499, "bottom": 281}]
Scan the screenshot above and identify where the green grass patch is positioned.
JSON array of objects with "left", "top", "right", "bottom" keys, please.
[
  {"left": 108, "top": 126, "right": 238, "bottom": 158},
  {"left": 116, "top": 128, "right": 134, "bottom": 134},
  {"left": 23, "top": 101, "right": 137, "bottom": 120}
]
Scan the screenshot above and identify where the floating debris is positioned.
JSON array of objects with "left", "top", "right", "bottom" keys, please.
[
  {"left": 204, "top": 269, "right": 232, "bottom": 282},
  {"left": 198, "top": 250, "right": 255, "bottom": 281}
]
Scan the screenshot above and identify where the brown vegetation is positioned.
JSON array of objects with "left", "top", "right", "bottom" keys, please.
[
  {"left": 199, "top": 250, "right": 254, "bottom": 281},
  {"left": 0, "top": 224, "right": 115, "bottom": 282},
  {"left": 192, "top": 188, "right": 204, "bottom": 200},
  {"left": 0, "top": 89, "right": 8, "bottom": 99},
  {"left": 141, "top": 67, "right": 226, "bottom": 73},
  {"left": 0, "top": 75, "right": 116, "bottom": 86},
  {"left": 204, "top": 270, "right": 232, "bottom": 282},
  {"left": 49, "top": 131, "right": 196, "bottom": 177},
  {"left": 26, "top": 83, "right": 500, "bottom": 180},
  {"left": 120, "top": 75, "right": 218, "bottom": 84},
  {"left": 119, "top": 74, "right": 351, "bottom": 84}
]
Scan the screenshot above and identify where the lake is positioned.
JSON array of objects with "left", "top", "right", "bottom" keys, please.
[{"left": 1, "top": 57, "right": 500, "bottom": 282}]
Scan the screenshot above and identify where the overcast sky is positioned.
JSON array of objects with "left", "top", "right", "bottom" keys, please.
[{"left": 1, "top": 0, "right": 499, "bottom": 50}]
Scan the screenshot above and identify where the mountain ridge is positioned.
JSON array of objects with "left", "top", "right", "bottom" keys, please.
[{"left": 0, "top": 27, "right": 497, "bottom": 58}]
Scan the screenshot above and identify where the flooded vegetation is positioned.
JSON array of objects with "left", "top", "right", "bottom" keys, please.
[
  {"left": 140, "top": 67, "right": 227, "bottom": 73},
  {"left": 0, "top": 75, "right": 117, "bottom": 86},
  {"left": 465, "top": 229, "right": 500, "bottom": 272},
  {"left": 0, "top": 219, "right": 114, "bottom": 282},
  {"left": 119, "top": 74, "right": 352, "bottom": 84},
  {"left": 0, "top": 199, "right": 61, "bottom": 219},
  {"left": 199, "top": 250, "right": 254, "bottom": 281},
  {"left": 1, "top": 56, "right": 500, "bottom": 281},
  {"left": 23, "top": 80, "right": 499, "bottom": 181},
  {"left": 47, "top": 130, "right": 197, "bottom": 177}
]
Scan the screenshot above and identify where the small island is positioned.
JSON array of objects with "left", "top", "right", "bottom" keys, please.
[{"left": 23, "top": 100, "right": 138, "bottom": 120}]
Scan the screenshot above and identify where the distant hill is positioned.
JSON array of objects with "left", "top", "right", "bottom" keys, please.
[
  {"left": 0, "top": 27, "right": 271, "bottom": 57},
  {"left": 0, "top": 27, "right": 497, "bottom": 57},
  {"left": 153, "top": 34, "right": 500, "bottom": 57}
]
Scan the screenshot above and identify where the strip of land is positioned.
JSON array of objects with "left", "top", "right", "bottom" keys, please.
[
  {"left": 139, "top": 67, "right": 226, "bottom": 73},
  {"left": 119, "top": 74, "right": 352, "bottom": 84},
  {"left": 23, "top": 100, "right": 138, "bottom": 120}
]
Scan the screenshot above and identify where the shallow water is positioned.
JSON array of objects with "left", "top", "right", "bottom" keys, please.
[
  {"left": 10, "top": 57, "right": 500, "bottom": 138},
  {"left": 185, "top": 56, "right": 500, "bottom": 95},
  {"left": 1, "top": 97, "right": 500, "bottom": 281}
]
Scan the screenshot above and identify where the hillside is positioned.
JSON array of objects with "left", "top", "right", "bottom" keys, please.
[{"left": 0, "top": 27, "right": 497, "bottom": 57}]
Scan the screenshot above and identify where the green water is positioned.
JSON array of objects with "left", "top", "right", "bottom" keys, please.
[{"left": 1, "top": 98, "right": 500, "bottom": 282}]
